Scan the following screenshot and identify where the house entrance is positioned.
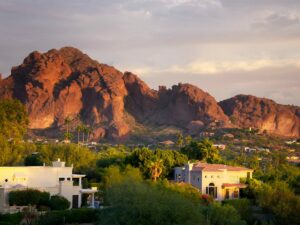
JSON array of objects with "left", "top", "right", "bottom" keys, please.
[{"left": 72, "top": 195, "right": 79, "bottom": 208}]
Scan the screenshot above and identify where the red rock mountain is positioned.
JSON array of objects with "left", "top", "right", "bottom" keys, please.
[
  {"left": 0, "top": 47, "right": 229, "bottom": 140},
  {"left": 219, "top": 95, "right": 300, "bottom": 137},
  {"left": 0, "top": 47, "right": 299, "bottom": 140}
]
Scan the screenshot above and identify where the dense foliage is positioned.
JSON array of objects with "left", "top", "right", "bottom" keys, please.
[
  {"left": 125, "top": 148, "right": 188, "bottom": 180},
  {"left": 38, "top": 209, "right": 98, "bottom": 225},
  {"left": 0, "top": 100, "right": 299, "bottom": 224},
  {"left": 243, "top": 179, "right": 300, "bottom": 225},
  {"left": 8, "top": 189, "right": 50, "bottom": 207},
  {"left": 181, "top": 139, "right": 221, "bottom": 163},
  {"left": 8, "top": 189, "right": 70, "bottom": 211},
  {"left": 0, "top": 99, "right": 28, "bottom": 140},
  {"left": 0, "top": 213, "right": 22, "bottom": 225},
  {"left": 98, "top": 166, "right": 246, "bottom": 225},
  {"left": 48, "top": 195, "right": 70, "bottom": 211}
]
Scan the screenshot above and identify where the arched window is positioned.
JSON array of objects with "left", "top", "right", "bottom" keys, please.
[{"left": 206, "top": 183, "right": 217, "bottom": 198}]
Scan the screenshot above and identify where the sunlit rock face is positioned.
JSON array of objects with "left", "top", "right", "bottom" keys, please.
[
  {"left": 0, "top": 47, "right": 129, "bottom": 140},
  {"left": 123, "top": 72, "right": 230, "bottom": 129},
  {"left": 219, "top": 95, "right": 300, "bottom": 137},
  {"left": 0, "top": 47, "right": 299, "bottom": 140}
]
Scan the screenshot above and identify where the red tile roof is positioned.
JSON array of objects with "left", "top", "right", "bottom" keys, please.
[{"left": 192, "top": 162, "right": 252, "bottom": 172}]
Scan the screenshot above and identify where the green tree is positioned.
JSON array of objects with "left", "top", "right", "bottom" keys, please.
[
  {"left": 49, "top": 195, "right": 70, "bottom": 210},
  {"left": 97, "top": 147, "right": 128, "bottom": 168},
  {"left": 99, "top": 166, "right": 206, "bottom": 225},
  {"left": 24, "top": 153, "right": 43, "bottom": 166},
  {"left": 64, "top": 116, "right": 72, "bottom": 141},
  {"left": 176, "top": 133, "right": 184, "bottom": 148},
  {"left": 76, "top": 124, "right": 83, "bottom": 144},
  {"left": 255, "top": 181, "right": 300, "bottom": 225},
  {"left": 125, "top": 148, "right": 187, "bottom": 179},
  {"left": 181, "top": 139, "right": 221, "bottom": 163},
  {"left": 223, "top": 199, "right": 253, "bottom": 224},
  {"left": 63, "top": 132, "right": 73, "bottom": 141},
  {"left": 86, "top": 126, "right": 93, "bottom": 142},
  {"left": 0, "top": 99, "right": 28, "bottom": 140},
  {"left": 146, "top": 156, "right": 164, "bottom": 182},
  {"left": 205, "top": 203, "right": 246, "bottom": 225},
  {"left": 184, "top": 135, "right": 192, "bottom": 145}
]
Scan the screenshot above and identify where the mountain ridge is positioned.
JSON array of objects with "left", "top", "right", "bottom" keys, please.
[{"left": 0, "top": 47, "right": 299, "bottom": 140}]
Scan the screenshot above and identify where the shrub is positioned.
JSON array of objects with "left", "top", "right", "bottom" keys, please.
[
  {"left": 8, "top": 189, "right": 50, "bottom": 207},
  {"left": 38, "top": 209, "right": 98, "bottom": 225},
  {"left": 0, "top": 213, "right": 22, "bottom": 225},
  {"left": 24, "top": 153, "right": 43, "bottom": 166},
  {"left": 223, "top": 198, "right": 253, "bottom": 223},
  {"left": 204, "top": 203, "right": 246, "bottom": 225},
  {"left": 49, "top": 195, "right": 70, "bottom": 210}
]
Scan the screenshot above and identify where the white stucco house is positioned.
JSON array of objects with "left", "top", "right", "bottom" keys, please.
[
  {"left": 174, "top": 162, "right": 253, "bottom": 201},
  {"left": 0, "top": 159, "right": 97, "bottom": 213}
]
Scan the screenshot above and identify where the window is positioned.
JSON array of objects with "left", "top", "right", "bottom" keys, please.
[
  {"left": 59, "top": 178, "right": 65, "bottom": 182},
  {"left": 67, "top": 178, "right": 71, "bottom": 181},
  {"left": 73, "top": 178, "right": 79, "bottom": 186},
  {"left": 211, "top": 175, "right": 213, "bottom": 178},
  {"left": 206, "top": 183, "right": 217, "bottom": 199},
  {"left": 205, "top": 175, "right": 207, "bottom": 178},
  {"left": 197, "top": 177, "right": 200, "bottom": 182},
  {"left": 225, "top": 189, "right": 229, "bottom": 199},
  {"left": 233, "top": 189, "right": 239, "bottom": 198},
  {"left": 5, "top": 179, "right": 8, "bottom": 182}
]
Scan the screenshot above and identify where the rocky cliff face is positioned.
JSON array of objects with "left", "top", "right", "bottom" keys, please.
[
  {"left": 0, "top": 47, "right": 130, "bottom": 140},
  {"left": 219, "top": 95, "right": 300, "bottom": 137},
  {"left": 123, "top": 72, "right": 229, "bottom": 132},
  {"left": 0, "top": 47, "right": 299, "bottom": 140}
]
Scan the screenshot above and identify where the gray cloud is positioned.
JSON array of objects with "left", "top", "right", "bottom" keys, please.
[{"left": 0, "top": 0, "right": 299, "bottom": 105}]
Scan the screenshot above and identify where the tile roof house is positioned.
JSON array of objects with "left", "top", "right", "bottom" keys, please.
[
  {"left": 174, "top": 162, "right": 253, "bottom": 201},
  {"left": 0, "top": 159, "right": 97, "bottom": 214}
]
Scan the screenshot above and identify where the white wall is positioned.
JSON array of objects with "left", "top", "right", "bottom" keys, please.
[
  {"left": 0, "top": 166, "right": 73, "bottom": 188},
  {"left": 0, "top": 165, "right": 83, "bottom": 212}
]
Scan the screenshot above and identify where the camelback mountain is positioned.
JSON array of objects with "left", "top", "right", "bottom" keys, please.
[{"left": 0, "top": 47, "right": 299, "bottom": 140}]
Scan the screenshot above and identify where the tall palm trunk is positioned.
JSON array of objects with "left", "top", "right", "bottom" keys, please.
[{"left": 77, "top": 130, "right": 80, "bottom": 144}]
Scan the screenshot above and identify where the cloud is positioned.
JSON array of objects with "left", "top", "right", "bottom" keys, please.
[
  {"left": 125, "top": 58, "right": 300, "bottom": 75},
  {"left": 158, "top": 0, "right": 222, "bottom": 8},
  {"left": 135, "top": 65, "right": 300, "bottom": 106},
  {"left": 254, "top": 11, "right": 300, "bottom": 29},
  {"left": 0, "top": 0, "right": 300, "bottom": 105},
  {"left": 185, "top": 58, "right": 300, "bottom": 74}
]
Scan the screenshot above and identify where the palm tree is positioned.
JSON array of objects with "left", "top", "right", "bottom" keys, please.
[
  {"left": 76, "top": 125, "right": 82, "bottom": 144},
  {"left": 64, "top": 116, "right": 72, "bottom": 141},
  {"left": 147, "top": 157, "right": 164, "bottom": 182},
  {"left": 86, "top": 126, "right": 93, "bottom": 143},
  {"left": 81, "top": 124, "right": 88, "bottom": 144}
]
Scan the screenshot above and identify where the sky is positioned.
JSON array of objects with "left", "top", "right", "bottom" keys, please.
[{"left": 0, "top": 0, "right": 300, "bottom": 105}]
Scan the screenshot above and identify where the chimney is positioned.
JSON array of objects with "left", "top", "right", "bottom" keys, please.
[{"left": 52, "top": 158, "right": 65, "bottom": 167}]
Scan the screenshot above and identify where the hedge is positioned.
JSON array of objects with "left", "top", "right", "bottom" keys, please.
[
  {"left": 37, "top": 208, "right": 98, "bottom": 225},
  {"left": 8, "top": 189, "right": 50, "bottom": 207},
  {"left": 49, "top": 195, "right": 70, "bottom": 210},
  {"left": 0, "top": 213, "right": 22, "bottom": 225}
]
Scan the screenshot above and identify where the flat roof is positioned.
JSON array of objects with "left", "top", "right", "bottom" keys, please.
[
  {"left": 80, "top": 188, "right": 98, "bottom": 193},
  {"left": 192, "top": 162, "right": 253, "bottom": 172},
  {"left": 72, "top": 174, "right": 86, "bottom": 178}
]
